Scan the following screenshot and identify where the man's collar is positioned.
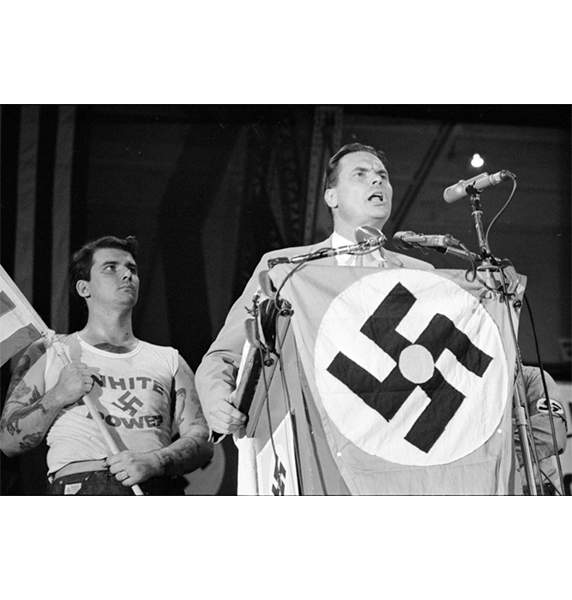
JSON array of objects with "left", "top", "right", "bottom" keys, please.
[
  {"left": 331, "top": 231, "right": 354, "bottom": 248},
  {"left": 330, "top": 229, "right": 404, "bottom": 268},
  {"left": 330, "top": 232, "right": 353, "bottom": 266}
]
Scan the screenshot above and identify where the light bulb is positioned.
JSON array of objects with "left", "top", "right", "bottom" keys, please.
[{"left": 470, "top": 153, "right": 485, "bottom": 168}]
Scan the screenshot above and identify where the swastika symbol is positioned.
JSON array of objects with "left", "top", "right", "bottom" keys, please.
[
  {"left": 271, "top": 459, "right": 287, "bottom": 496},
  {"left": 327, "top": 283, "right": 493, "bottom": 453},
  {"left": 111, "top": 391, "right": 144, "bottom": 417}
]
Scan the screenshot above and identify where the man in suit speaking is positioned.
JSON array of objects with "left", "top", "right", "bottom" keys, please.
[{"left": 195, "top": 142, "right": 433, "bottom": 437}]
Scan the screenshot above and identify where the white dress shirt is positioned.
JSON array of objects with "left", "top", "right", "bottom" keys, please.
[{"left": 331, "top": 231, "right": 403, "bottom": 268}]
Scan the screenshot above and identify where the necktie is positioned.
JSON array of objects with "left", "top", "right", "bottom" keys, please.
[
  {"left": 352, "top": 248, "right": 404, "bottom": 269},
  {"left": 354, "top": 253, "right": 365, "bottom": 267},
  {"left": 354, "top": 250, "right": 383, "bottom": 268}
]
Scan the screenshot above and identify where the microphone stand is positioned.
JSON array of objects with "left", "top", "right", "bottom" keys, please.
[
  {"left": 468, "top": 188, "right": 491, "bottom": 262},
  {"left": 466, "top": 185, "right": 542, "bottom": 495},
  {"left": 267, "top": 236, "right": 386, "bottom": 269}
]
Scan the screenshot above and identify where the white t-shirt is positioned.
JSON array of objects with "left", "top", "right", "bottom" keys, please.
[{"left": 45, "top": 334, "right": 179, "bottom": 474}]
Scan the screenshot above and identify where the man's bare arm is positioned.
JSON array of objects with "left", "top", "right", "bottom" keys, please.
[
  {"left": 0, "top": 340, "right": 96, "bottom": 457},
  {"left": 155, "top": 371, "right": 214, "bottom": 475},
  {"left": 107, "top": 355, "right": 213, "bottom": 486}
]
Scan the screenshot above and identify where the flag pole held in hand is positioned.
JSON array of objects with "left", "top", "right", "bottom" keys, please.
[
  {"left": 0, "top": 263, "right": 144, "bottom": 495},
  {"left": 54, "top": 333, "right": 145, "bottom": 496}
]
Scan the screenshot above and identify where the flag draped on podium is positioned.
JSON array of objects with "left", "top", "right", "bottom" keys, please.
[
  {"left": 0, "top": 265, "right": 45, "bottom": 367},
  {"left": 242, "top": 263, "right": 524, "bottom": 495}
]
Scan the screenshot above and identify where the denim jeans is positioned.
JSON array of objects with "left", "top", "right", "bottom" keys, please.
[{"left": 48, "top": 469, "right": 186, "bottom": 495}]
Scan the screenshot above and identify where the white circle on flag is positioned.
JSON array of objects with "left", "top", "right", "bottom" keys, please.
[
  {"left": 398, "top": 344, "right": 434, "bottom": 384},
  {"left": 313, "top": 269, "right": 509, "bottom": 466}
]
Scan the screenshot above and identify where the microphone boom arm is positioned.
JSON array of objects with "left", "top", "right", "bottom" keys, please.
[{"left": 268, "top": 230, "right": 386, "bottom": 269}]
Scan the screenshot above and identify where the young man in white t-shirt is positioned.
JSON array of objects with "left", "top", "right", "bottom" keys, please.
[{"left": 0, "top": 235, "right": 212, "bottom": 494}]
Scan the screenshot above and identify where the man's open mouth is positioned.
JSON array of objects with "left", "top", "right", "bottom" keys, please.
[{"left": 368, "top": 193, "right": 384, "bottom": 202}]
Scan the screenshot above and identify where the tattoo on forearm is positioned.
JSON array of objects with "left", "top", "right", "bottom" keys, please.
[
  {"left": 158, "top": 437, "right": 210, "bottom": 476},
  {"left": 0, "top": 386, "right": 47, "bottom": 436},
  {"left": 19, "top": 432, "right": 45, "bottom": 451},
  {"left": 156, "top": 450, "right": 175, "bottom": 475},
  {"left": 6, "top": 355, "right": 32, "bottom": 397},
  {"left": 175, "top": 388, "right": 187, "bottom": 426},
  {"left": 10, "top": 379, "right": 34, "bottom": 402},
  {"left": 6, "top": 342, "right": 46, "bottom": 397}
]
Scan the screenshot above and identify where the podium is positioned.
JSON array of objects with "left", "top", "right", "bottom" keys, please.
[{"left": 235, "top": 264, "right": 526, "bottom": 495}]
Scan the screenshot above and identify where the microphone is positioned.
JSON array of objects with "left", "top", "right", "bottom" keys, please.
[
  {"left": 393, "top": 231, "right": 460, "bottom": 248},
  {"left": 267, "top": 226, "right": 386, "bottom": 268},
  {"left": 353, "top": 225, "right": 386, "bottom": 250},
  {"left": 393, "top": 231, "right": 479, "bottom": 263},
  {"left": 354, "top": 225, "right": 387, "bottom": 262},
  {"left": 443, "top": 170, "right": 515, "bottom": 203}
]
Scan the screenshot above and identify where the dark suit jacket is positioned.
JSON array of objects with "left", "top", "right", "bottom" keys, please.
[{"left": 195, "top": 236, "right": 434, "bottom": 416}]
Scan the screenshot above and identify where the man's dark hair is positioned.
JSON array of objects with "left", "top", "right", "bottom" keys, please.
[
  {"left": 323, "top": 142, "right": 389, "bottom": 191},
  {"left": 69, "top": 235, "right": 139, "bottom": 295}
]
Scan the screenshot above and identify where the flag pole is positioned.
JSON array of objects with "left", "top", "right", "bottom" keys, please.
[{"left": 47, "top": 335, "right": 144, "bottom": 496}]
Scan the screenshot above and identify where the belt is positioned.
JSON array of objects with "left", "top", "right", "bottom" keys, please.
[{"left": 51, "top": 459, "right": 108, "bottom": 480}]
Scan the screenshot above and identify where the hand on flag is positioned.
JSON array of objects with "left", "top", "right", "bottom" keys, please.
[
  {"left": 106, "top": 450, "right": 163, "bottom": 486},
  {"left": 51, "top": 361, "right": 97, "bottom": 408}
]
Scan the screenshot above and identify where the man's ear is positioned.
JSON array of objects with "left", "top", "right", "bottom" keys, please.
[
  {"left": 324, "top": 188, "right": 338, "bottom": 209},
  {"left": 76, "top": 280, "right": 91, "bottom": 299}
]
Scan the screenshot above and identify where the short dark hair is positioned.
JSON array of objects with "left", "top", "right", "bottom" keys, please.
[
  {"left": 69, "top": 235, "right": 139, "bottom": 295},
  {"left": 323, "top": 142, "right": 389, "bottom": 191}
]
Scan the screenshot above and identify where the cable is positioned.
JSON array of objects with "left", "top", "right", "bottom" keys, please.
[
  {"left": 484, "top": 175, "right": 517, "bottom": 250},
  {"left": 539, "top": 465, "right": 562, "bottom": 496},
  {"left": 293, "top": 342, "right": 329, "bottom": 494},
  {"left": 258, "top": 307, "right": 306, "bottom": 495},
  {"left": 274, "top": 322, "right": 304, "bottom": 495},
  {"left": 272, "top": 241, "right": 383, "bottom": 311},
  {"left": 495, "top": 267, "right": 544, "bottom": 494},
  {"left": 523, "top": 293, "right": 566, "bottom": 494},
  {"left": 272, "top": 256, "right": 314, "bottom": 312},
  {"left": 258, "top": 343, "right": 281, "bottom": 484}
]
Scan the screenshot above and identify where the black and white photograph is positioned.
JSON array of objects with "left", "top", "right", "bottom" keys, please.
[
  {"left": 1, "top": 105, "right": 570, "bottom": 497},
  {"left": 1, "top": 3, "right": 571, "bottom": 599}
]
